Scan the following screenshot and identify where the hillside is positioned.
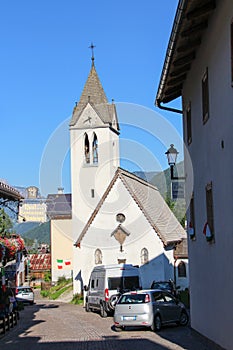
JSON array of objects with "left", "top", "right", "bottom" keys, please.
[
  {"left": 14, "top": 221, "right": 40, "bottom": 235},
  {"left": 15, "top": 221, "right": 51, "bottom": 245},
  {"left": 143, "top": 163, "right": 186, "bottom": 226}
]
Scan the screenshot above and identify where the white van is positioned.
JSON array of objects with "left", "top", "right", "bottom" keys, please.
[{"left": 84, "top": 264, "right": 141, "bottom": 317}]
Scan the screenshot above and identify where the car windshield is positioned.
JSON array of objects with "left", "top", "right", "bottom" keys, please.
[
  {"left": 108, "top": 276, "right": 139, "bottom": 291},
  {"left": 118, "top": 293, "right": 147, "bottom": 304},
  {"left": 152, "top": 282, "right": 171, "bottom": 290}
]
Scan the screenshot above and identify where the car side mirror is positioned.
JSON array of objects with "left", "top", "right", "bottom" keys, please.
[{"left": 83, "top": 285, "right": 89, "bottom": 292}]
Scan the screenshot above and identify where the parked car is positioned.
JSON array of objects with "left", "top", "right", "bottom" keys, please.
[
  {"left": 114, "top": 289, "right": 189, "bottom": 332},
  {"left": 84, "top": 264, "right": 141, "bottom": 317},
  {"left": 150, "top": 280, "right": 179, "bottom": 296},
  {"left": 15, "top": 286, "right": 34, "bottom": 305}
]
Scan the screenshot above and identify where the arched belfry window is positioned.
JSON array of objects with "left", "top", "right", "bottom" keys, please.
[
  {"left": 140, "top": 248, "right": 149, "bottom": 264},
  {"left": 94, "top": 249, "right": 102, "bottom": 265},
  {"left": 84, "top": 133, "right": 90, "bottom": 164},
  {"left": 178, "top": 261, "right": 186, "bottom": 277},
  {"left": 92, "top": 133, "right": 98, "bottom": 164}
]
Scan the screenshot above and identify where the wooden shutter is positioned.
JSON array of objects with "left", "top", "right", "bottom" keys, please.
[
  {"left": 186, "top": 103, "right": 192, "bottom": 144},
  {"left": 202, "top": 68, "right": 209, "bottom": 124},
  {"left": 206, "top": 182, "right": 214, "bottom": 234}
]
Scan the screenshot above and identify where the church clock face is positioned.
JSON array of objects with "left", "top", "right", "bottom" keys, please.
[{"left": 83, "top": 113, "right": 98, "bottom": 127}]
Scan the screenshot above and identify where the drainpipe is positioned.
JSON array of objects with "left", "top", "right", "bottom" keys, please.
[{"left": 156, "top": 100, "right": 183, "bottom": 114}]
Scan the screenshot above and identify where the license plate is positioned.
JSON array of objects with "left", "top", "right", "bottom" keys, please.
[{"left": 123, "top": 316, "right": 136, "bottom": 321}]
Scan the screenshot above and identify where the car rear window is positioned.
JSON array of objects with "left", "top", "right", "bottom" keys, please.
[
  {"left": 118, "top": 293, "right": 147, "bottom": 304},
  {"left": 108, "top": 276, "right": 140, "bottom": 291},
  {"left": 18, "top": 288, "right": 33, "bottom": 293}
]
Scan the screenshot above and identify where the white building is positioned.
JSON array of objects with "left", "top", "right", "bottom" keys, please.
[
  {"left": 156, "top": 1, "right": 233, "bottom": 349},
  {"left": 69, "top": 57, "right": 187, "bottom": 294}
]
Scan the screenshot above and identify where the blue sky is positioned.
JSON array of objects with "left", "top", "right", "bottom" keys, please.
[{"left": 1, "top": 0, "right": 183, "bottom": 195}]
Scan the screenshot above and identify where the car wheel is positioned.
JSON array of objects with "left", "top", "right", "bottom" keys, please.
[
  {"left": 179, "top": 310, "right": 189, "bottom": 326},
  {"left": 152, "top": 314, "right": 162, "bottom": 332},
  {"left": 85, "top": 301, "right": 90, "bottom": 312},
  {"left": 114, "top": 325, "right": 123, "bottom": 332},
  {"left": 100, "top": 303, "right": 108, "bottom": 318}
]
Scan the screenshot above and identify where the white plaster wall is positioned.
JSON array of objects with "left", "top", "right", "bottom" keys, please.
[
  {"left": 182, "top": 2, "right": 233, "bottom": 349},
  {"left": 51, "top": 219, "right": 73, "bottom": 283},
  {"left": 73, "top": 178, "right": 174, "bottom": 293},
  {"left": 71, "top": 111, "right": 120, "bottom": 293},
  {"left": 70, "top": 124, "right": 119, "bottom": 231}
]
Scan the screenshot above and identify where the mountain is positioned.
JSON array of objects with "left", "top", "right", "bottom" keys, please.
[
  {"left": 133, "top": 171, "right": 159, "bottom": 183},
  {"left": 14, "top": 222, "right": 41, "bottom": 235},
  {"left": 14, "top": 221, "right": 50, "bottom": 245}
]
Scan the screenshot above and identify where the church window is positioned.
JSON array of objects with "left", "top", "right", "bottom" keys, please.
[
  {"left": 116, "top": 213, "right": 125, "bottom": 223},
  {"left": 84, "top": 133, "right": 90, "bottom": 164},
  {"left": 140, "top": 248, "right": 149, "bottom": 264},
  {"left": 92, "top": 133, "right": 98, "bottom": 164},
  {"left": 95, "top": 249, "right": 102, "bottom": 265},
  {"left": 178, "top": 261, "right": 186, "bottom": 278}
]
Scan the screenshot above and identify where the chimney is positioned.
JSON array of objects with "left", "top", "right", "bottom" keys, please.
[{"left": 57, "top": 187, "right": 64, "bottom": 194}]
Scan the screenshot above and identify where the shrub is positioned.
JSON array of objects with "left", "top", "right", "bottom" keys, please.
[
  {"left": 57, "top": 276, "right": 67, "bottom": 285},
  {"left": 40, "top": 290, "right": 49, "bottom": 298},
  {"left": 44, "top": 271, "right": 51, "bottom": 282},
  {"left": 71, "top": 293, "right": 83, "bottom": 305}
]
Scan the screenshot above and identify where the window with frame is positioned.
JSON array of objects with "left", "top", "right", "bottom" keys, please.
[
  {"left": 189, "top": 195, "right": 195, "bottom": 239},
  {"left": 202, "top": 68, "right": 210, "bottom": 124},
  {"left": 92, "top": 132, "right": 98, "bottom": 164},
  {"left": 84, "top": 133, "right": 90, "bottom": 164},
  {"left": 178, "top": 261, "right": 186, "bottom": 278},
  {"left": 186, "top": 103, "right": 192, "bottom": 144},
  {"left": 206, "top": 182, "right": 214, "bottom": 235},
  {"left": 140, "top": 248, "right": 149, "bottom": 264}
]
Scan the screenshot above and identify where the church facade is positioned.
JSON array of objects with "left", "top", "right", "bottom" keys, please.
[{"left": 67, "top": 58, "right": 187, "bottom": 294}]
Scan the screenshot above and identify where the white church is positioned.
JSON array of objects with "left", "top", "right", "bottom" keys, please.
[{"left": 50, "top": 56, "right": 187, "bottom": 294}]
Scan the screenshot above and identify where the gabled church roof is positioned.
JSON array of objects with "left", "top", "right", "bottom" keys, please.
[
  {"left": 75, "top": 168, "right": 186, "bottom": 248},
  {"left": 70, "top": 62, "right": 119, "bottom": 130}
]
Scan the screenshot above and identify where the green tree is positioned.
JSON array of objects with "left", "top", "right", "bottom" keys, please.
[
  {"left": 165, "top": 194, "right": 186, "bottom": 228},
  {"left": 0, "top": 208, "right": 13, "bottom": 235}
]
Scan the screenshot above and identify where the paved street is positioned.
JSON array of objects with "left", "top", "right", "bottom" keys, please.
[{"left": 0, "top": 290, "right": 217, "bottom": 350}]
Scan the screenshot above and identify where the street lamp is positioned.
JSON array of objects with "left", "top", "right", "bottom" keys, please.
[{"left": 165, "top": 144, "right": 185, "bottom": 180}]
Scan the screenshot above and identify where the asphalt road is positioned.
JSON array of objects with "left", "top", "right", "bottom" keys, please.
[{"left": 0, "top": 290, "right": 219, "bottom": 350}]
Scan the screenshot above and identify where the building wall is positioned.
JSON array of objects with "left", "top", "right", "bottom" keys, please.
[
  {"left": 73, "top": 178, "right": 175, "bottom": 293},
  {"left": 18, "top": 201, "right": 47, "bottom": 223},
  {"left": 50, "top": 219, "right": 73, "bottom": 283},
  {"left": 182, "top": 2, "right": 233, "bottom": 349},
  {"left": 70, "top": 124, "right": 119, "bottom": 230}
]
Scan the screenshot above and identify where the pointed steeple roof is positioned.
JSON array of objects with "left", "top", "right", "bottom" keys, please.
[{"left": 70, "top": 62, "right": 118, "bottom": 129}]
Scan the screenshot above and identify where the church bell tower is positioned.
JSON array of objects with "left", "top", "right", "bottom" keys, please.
[{"left": 70, "top": 50, "right": 120, "bottom": 232}]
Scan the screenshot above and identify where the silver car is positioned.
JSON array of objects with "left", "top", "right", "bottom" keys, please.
[
  {"left": 114, "top": 289, "right": 188, "bottom": 332},
  {"left": 15, "top": 286, "right": 34, "bottom": 305}
]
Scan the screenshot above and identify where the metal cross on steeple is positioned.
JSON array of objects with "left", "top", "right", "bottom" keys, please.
[{"left": 89, "top": 42, "right": 96, "bottom": 64}]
